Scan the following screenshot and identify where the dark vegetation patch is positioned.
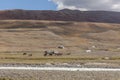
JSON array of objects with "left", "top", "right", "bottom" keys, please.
[
  {"left": 2, "top": 57, "right": 120, "bottom": 61},
  {"left": 0, "top": 78, "right": 13, "bottom": 80},
  {"left": 5, "top": 22, "right": 47, "bottom": 29},
  {"left": 52, "top": 22, "right": 74, "bottom": 26}
]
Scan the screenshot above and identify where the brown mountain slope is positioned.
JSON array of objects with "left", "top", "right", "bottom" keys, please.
[
  {"left": 0, "top": 20, "right": 120, "bottom": 34},
  {"left": 0, "top": 9, "right": 120, "bottom": 23},
  {"left": 0, "top": 20, "right": 119, "bottom": 46},
  {"left": 86, "top": 30, "right": 120, "bottom": 41}
]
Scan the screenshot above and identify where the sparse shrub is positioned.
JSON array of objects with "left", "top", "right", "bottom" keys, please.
[{"left": 23, "top": 53, "right": 27, "bottom": 55}]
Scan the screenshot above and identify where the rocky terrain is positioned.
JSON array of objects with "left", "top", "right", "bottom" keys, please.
[{"left": 0, "top": 70, "right": 119, "bottom": 80}]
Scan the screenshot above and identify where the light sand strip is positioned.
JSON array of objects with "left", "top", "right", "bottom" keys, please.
[{"left": 0, "top": 67, "right": 120, "bottom": 71}]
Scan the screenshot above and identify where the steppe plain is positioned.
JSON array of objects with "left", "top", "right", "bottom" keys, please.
[{"left": 0, "top": 20, "right": 119, "bottom": 80}]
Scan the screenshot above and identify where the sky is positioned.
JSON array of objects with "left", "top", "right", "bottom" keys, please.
[
  {"left": 0, "top": 0, "right": 56, "bottom": 10},
  {"left": 0, "top": 0, "right": 120, "bottom": 11}
]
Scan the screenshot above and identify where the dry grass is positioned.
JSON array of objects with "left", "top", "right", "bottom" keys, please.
[
  {"left": 0, "top": 20, "right": 119, "bottom": 64},
  {"left": 0, "top": 53, "right": 119, "bottom": 64}
]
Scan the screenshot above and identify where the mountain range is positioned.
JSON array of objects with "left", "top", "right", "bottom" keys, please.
[{"left": 0, "top": 9, "right": 120, "bottom": 23}]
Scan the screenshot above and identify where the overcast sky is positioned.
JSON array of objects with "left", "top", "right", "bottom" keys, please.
[
  {"left": 0, "top": 0, "right": 120, "bottom": 12},
  {"left": 51, "top": 0, "right": 120, "bottom": 11}
]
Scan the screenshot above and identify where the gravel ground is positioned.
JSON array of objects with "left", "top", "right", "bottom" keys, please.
[
  {"left": 0, "top": 63, "right": 119, "bottom": 68},
  {"left": 0, "top": 70, "right": 120, "bottom": 80}
]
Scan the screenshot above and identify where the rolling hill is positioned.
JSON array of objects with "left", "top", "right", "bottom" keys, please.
[{"left": 0, "top": 20, "right": 119, "bottom": 54}]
